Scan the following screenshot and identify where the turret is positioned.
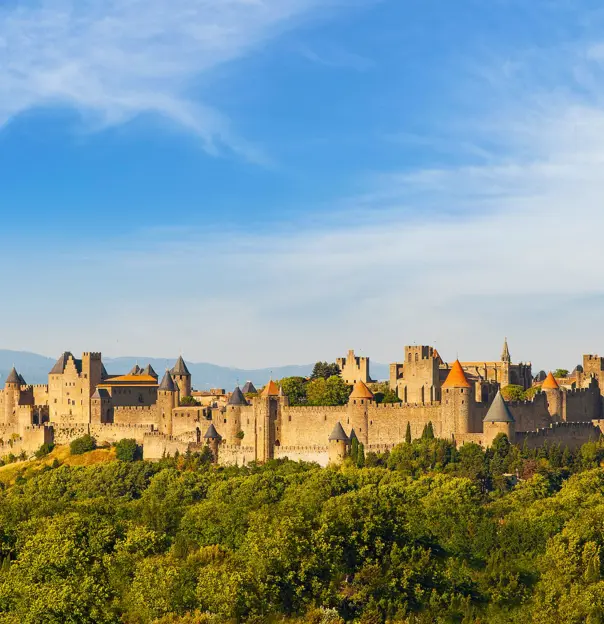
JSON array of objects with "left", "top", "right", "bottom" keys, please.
[
  {"left": 226, "top": 386, "right": 247, "bottom": 445},
  {"left": 158, "top": 370, "right": 179, "bottom": 435},
  {"left": 542, "top": 372, "right": 562, "bottom": 421},
  {"left": 347, "top": 380, "right": 373, "bottom": 445},
  {"left": 328, "top": 422, "right": 349, "bottom": 465},
  {"left": 204, "top": 423, "right": 222, "bottom": 463},
  {"left": 91, "top": 389, "right": 112, "bottom": 424},
  {"left": 4, "top": 367, "right": 21, "bottom": 425},
  {"left": 82, "top": 352, "right": 103, "bottom": 422},
  {"left": 482, "top": 391, "right": 515, "bottom": 447},
  {"left": 170, "top": 356, "right": 191, "bottom": 398},
  {"left": 441, "top": 360, "right": 472, "bottom": 437},
  {"left": 257, "top": 380, "right": 280, "bottom": 462}
]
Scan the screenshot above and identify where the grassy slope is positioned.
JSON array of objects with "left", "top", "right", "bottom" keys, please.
[{"left": 0, "top": 445, "right": 116, "bottom": 486}]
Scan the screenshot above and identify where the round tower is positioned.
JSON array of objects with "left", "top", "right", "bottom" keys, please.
[
  {"left": 4, "top": 367, "right": 21, "bottom": 425},
  {"left": 542, "top": 372, "right": 562, "bottom": 421},
  {"left": 257, "top": 380, "right": 280, "bottom": 462},
  {"left": 158, "top": 370, "right": 179, "bottom": 435},
  {"left": 204, "top": 423, "right": 222, "bottom": 463},
  {"left": 441, "top": 360, "right": 472, "bottom": 437},
  {"left": 328, "top": 421, "right": 350, "bottom": 465},
  {"left": 170, "top": 356, "right": 192, "bottom": 398},
  {"left": 226, "top": 386, "right": 247, "bottom": 445},
  {"left": 483, "top": 390, "right": 515, "bottom": 447},
  {"left": 347, "top": 380, "right": 373, "bottom": 446}
]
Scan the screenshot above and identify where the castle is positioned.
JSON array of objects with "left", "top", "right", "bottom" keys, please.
[{"left": 1, "top": 340, "right": 604, "bottom": 466}]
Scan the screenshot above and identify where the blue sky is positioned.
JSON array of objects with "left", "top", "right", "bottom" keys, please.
[{"left": 1, "top": 0, "right": 604, "bottom": 370}]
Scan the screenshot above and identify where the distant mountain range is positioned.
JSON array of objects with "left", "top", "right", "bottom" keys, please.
[{"left": 0, "top": 350, "right": 390, "bottom": 389}]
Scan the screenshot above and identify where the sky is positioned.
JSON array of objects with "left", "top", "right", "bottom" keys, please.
[{"left": 1, "top": 0, "right": 604, "bottom": 371}]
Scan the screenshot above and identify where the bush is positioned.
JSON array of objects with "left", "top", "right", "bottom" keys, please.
[
  {"left": 35, "top": 443, "right": 55, "bottom": 459},
  {"left": 179, "top": 396, "right": 198, "bottom": 406},
  {"left": 70, "top": 434, "right": 96, "bottom": 456},
  {"left": 115, "top": 438, "right": 142, "bottom": 462}
]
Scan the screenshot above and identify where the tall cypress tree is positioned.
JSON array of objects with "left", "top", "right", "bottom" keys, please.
[
  {"left": 350, "top": 437, "right": 359, "bottom": 464},
  {"left": 357, "top": 443, "right": 365, "bottom": 468},
  {"left": 405, "top": 421, "right": 412, "bottom": 444}
]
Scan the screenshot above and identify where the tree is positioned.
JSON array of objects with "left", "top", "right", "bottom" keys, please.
[
  {"left": 279, "top": 377, "right": 308, "bottom": 405},
  {"left": 405, "top": 422, "right": 412, "bottom": 444},
  {"left": 350, "top": 437, "right": 359, "bottom": 464},
  {"left": 179, "top": 396, "right": 198, "bottom": 406},
  {"left": 310, "top": 362, "right": 341, "bottom": 380},
  {"left": 554, "top": 369, "right": 569, "bottom": 378},
  {"left": 69, "top": 434, "right": 96, "bottom": 455},
  {"left": 370, "top": 382, "right": 401, "bottom": 404},
  {"left": 421, "top": 422, "right": 435, "bottom": 440},
  {"left": 357, "top": 443, "right": 365, "bottom": 468},
  {"left": 501, "top": 384, "right": 526, "bottom": 402},
  {"left": 34, "top": 443, "right": 55, "bottom": 459},
  {"left": 115, "top": 438, "right": 142, "bottom": 462},
  {"left": 306, "top": 376, "right": 351, "bottom": 406}
]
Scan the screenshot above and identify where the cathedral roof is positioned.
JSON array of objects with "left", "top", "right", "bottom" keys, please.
[
  {"left": 442, "top": 360, "right": 472, "bottom": 389},
  {"left": 483, "top": 391, "right": 515, "bottom": 423},
  {"left": 542, "top": 372, "right": 560, "bottom": 390},
  {"left": 329, "top": 422, "right": 349, "bottom": 442},
  {"left": 228, "top": 386, "right": 248, "bottom": 406},
  {"left": 5, "top": 367, "right": 21, "bottom": 384},
  {"left": 501, "top": 337, "right": 511, "bottom": 362},
  {"left": 242, "top": 381, "right": 257, "bottom": 394},
  {"left": 204, "top": 423, "right": 222, "bottom": 440},
  {"left": 261, "top": 380, "right": 280, "bottom": 397},
  {"left": 158, "top": 370, "right": 176, "bottom": 392},
  {"left": 170, "top": 356, "right": 190, "bottom": 376},
  {"left": 350, "top": 380, "right": 374, "bottom": 400},
  {"left": 50, "top": 352, "right": 82, "bottom": 375}
]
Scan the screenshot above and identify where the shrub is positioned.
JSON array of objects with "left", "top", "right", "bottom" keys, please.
[
  {"left": 115, "top": 438, "right": 142, "bottom": 462},
  {"left": 179, "top": 396, "right": 198, "bottom": 407},
  {"left": 70, "top": 434, "right": 96, "bottom": 456},
  {"left": 35, "top": 443, "right": 55, "bottom": 459}
]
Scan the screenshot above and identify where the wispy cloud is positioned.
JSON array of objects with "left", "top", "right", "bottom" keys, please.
[{"left": 0, "top": 0, "right": 352, "bottom": 160}]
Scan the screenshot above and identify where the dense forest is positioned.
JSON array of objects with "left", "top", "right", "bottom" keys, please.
[{"left": 1, "top": 434, "right": 604, "bottom": 623}]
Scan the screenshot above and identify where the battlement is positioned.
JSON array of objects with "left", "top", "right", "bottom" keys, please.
[
  {"left": 114, "top": 405, "right": 156, "bottom": 412},
  {"left": 83, "top": 352, "right": 102, "bottom": 359}
]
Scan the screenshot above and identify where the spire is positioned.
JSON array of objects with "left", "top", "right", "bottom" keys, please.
[
  {"left": 5, "top": 367, "right": 21, "bottom": 385},
  {"left": 483, "top": 391, "right": 514, "bottom": 423},
  {"left": 158, "top": 370, "right": 176, "bottom": 392},
  {"left": 170, "top": 356, "right": 190, "bottom": 376},
  {"left": 542, "top": 372, "right": 560, "bottom": 390},
  {"left": 501, "top": 337, "right": 511, "bottom": 363},
  {"left": 442, "top": 360, "right": 471, "bottom": 389},
  {"left": 204, "top": 423, "right": 222, "bottom": 440},
  {"left": 350, "top": 380, "right": 374, "bottom": 400},
  {"left": 129, "top": 364, "right": 142, "bottom": 375},
  {"left": 228, "top": 386, "right": 248, "bottom": 406},
  {"left": 329, "top": 422, "right": 349, "bottom": 442},
  {"left": 261, "top": 380, "right": 280, "bottom": 397}
]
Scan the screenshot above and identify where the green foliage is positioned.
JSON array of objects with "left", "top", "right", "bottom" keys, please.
[
  {"left": 306, "top": 376, "right": 351, "bottom": 406},
  {"left": 554, "top": 369, "right": 570, "bottom": 378},
  {"left": 310, "top": 362, "right": 341, "bottom": 380},
  {"left": 405, "top": 421, "right": 412, "bottom": 444},
  {"left": 69, "top": 434, "right": 96, "bottom": 456},
  {"left": 115, "top": 438, "right": 142, "bottom": 462},
  {"left": 1, "top": 437, "right": 604, "bottom": 622},
  {"left": 279, "top": 376, "right": 308, "bottom": 406},
  {"left": 179, "top": 396, "right": 198, "bottom": 406},
  {"left": 421, "top": 421, "right": 435, "bottom": 440},
  {"left": 501, "top": 384, "right": 527, "bottom": 401},
  {"left": 34, "top": 443, "right": 54, "bottom": 459},
  {"left": 235, "top": 431, "right": 245, "bottom": 440},
  {"left": 370, "top": 382, "right": 401, "bottom": 404}
]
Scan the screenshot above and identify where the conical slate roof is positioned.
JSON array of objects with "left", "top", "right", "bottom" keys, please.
[
  {"left": 442, "top": 360, "right": 471, "bottom": 389},
  {"left": 171, "top": 356, "right": 190, "bottom": 376},
  {"left": 242, "top": 381, "right": 257, "bottom": 394},
  {"left": 329, "top": 422, "right": 349, "bottom": 442},
  {"left": 91, "top": 388, "right": 110, "bottom": 399},
  {"left": 349, "top": 428, "right": 358, "bottom": 441},
  {"left": 484, "top": 391, "right": 515, "bottom": 423},
  {"left": 228, "top": 386, "right": 248, "bottom": 406},
  {"left": 18, "top": 374, "right": 26, "bottom": 385},
  {"left": 158, "top": 370, "right": 176, "bottom": 392},
  {"left": 142, "top": 364, "right": 158, "bottom": 379},
  {"left": 542, "top": 372, "right": 560, "bottom": 390},
  {"left": 261, "top": 380, "right": 280, "bottom": 397},
  {"left": 350, "top": 380, "right": 374, "bottom": 400},
  {"left": 204, "top": 423, "right": 222, "bottom": 440},
  {"left": 129, "top": 364, "right": 142, "bottom": 375},
  {"left": 5, "top": 367, "right": 21, "bottom": 384}
]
